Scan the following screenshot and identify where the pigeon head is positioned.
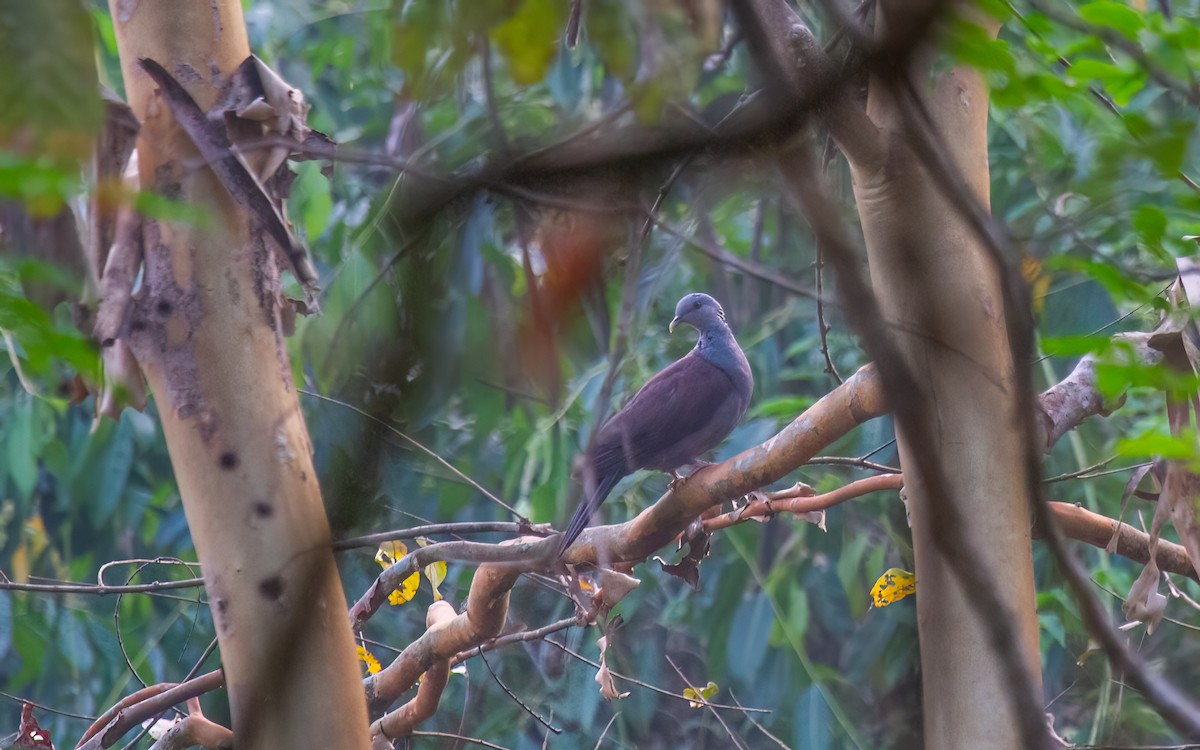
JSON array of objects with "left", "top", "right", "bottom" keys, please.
[{"left": 669, "top": 292, "right": 727, "bottom": 334}]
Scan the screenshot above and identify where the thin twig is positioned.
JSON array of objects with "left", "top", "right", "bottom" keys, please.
[
  {"left": 1044, "top": 459, "right": 1151, "bottom": 484},
  {"left": 805, "top": 456, "right": 900, "bottom": 474},
  {"left": 411, "top": 730, "right": 512, "bottom": 750},
  {"left": 544, "top": 639, "right": 769, "bottom": 713},
  {"left": 655, "top": 219, "right": 817, "bottom": 300},
  {"left": 301, "top": 389, "right": 525, "bottom": 521},
  {"left": 0, "top": 577, "right": 203, "bottom": 596},
  {"left": 729, "top": 690, "right": 791, "bottom": 749},
  {"left": 477, "top": 647, "right": 561, "bottom": 734},
  {"left": 0, "top": 690, "right": 95, "bottom": 722},
  {"left": 335, "top": 522, "right": 552, "bottom": 551},
  {"left": 592, "top": 712, "right": 619, "bottom": 750},
  {"left": 452, "top": 618, "right": 579, "bottom": 665},
  {"left": 815, "top": 241, "right": 843, "bottom": 384},
  {"left": 664, "top": 655, "right": 748, "bottom": 750},
  {"left": 858, "top": 438, "right": 896, "bottom": 461}
]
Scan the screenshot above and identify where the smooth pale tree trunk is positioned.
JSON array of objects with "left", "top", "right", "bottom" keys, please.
[
  {"left": 850, "top": 9, "right": 1044, "bottom": 749},
  {"left": 108, "top": 1, "right": 370, "bottom": 747}
]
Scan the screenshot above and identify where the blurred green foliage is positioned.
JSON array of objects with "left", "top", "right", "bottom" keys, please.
[{"left": 0, "top": 0, "right": 1198, "bottom": 748}]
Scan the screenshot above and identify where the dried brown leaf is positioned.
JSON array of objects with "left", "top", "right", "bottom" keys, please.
[{"left": 594, "top": 636, "right": 629, "bottom": 701}]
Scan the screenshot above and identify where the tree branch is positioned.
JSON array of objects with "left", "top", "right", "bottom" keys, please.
[
  {"left": 733, "top": 0, "right": 884, "bottom": 169},
  {"left": 76, "top": 670, "right": 225, "bottom": 750},
  {"left": 369, "top": 601, "right": 457, "bottom": 746}
]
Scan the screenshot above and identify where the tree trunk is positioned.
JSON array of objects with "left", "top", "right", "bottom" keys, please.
[
  {"left": 108, "top": 2, "right": 370, "bottom": 747},
  {"left": 850, "top": 8, "right": 1044, "bottom": 749}
]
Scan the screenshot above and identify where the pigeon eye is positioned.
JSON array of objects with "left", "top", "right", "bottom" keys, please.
[{"left": 692, "top": 300, "right": 701, "bottom": 309}]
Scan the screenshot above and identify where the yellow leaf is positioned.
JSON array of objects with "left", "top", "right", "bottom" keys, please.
[
  {"left": 415, "top": 537, "right": 446, "bottom": 601},
  {"left": 1021, "top": 255, "right": 1051, "bottom": 314},
  {"left": 871, "top": 568, "right": 916, "bottom": 607},
  {"left": 683, "top": 680, "right": 719, "bottom": 708},
  {"left": 388, "top": 570, "right": 421, "bottom": 606},
  {"left": 375, "top": 540, "right": 408, "bottom": 569},
  {"left": 12, "top": 514, "right": 49, "bottom": 583},
  {"left": 357, "top": 645, "right": 381, "bottom": 675}
]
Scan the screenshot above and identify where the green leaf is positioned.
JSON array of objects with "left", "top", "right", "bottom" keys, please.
[
  {"left": 683, "top": 680, "right": 719, "bottom": 708},
  {"left": 291, "top": 162, "right": 333, "bottom": 240},
  {"left": 1077, "top": 2, "right": 1145, "bottom": 40},
  {"left": 1115, "top": 431, "right": 1196, "bottom": 460},
  {"left": 1040, "top": 335, "right": 1109, "bottom": 357},
  {"left": 750, "top": 395, "right": 815, "bottom": 420},
  {"left": 947, "top": 20, "right": 1015, "bottom": 74},
  {"left": 492, "top": 0, "right": 566, "bottom": 85},
  {"left": 6, "top": 396, "right": 36, "bottom": 502},
  {"left": 0, "top": 0, "right": 103, "bottom": 165},
  {"left": 1066, "top": 58, "right": 1126, "bottom": 86},
  {"left": 0, "top": 592, "right": 11, "bottom": 662},
  {"left": 587, "top": 0, "right": 637, "bottom": 80},
  {"left": 79, "top": 416, "right": 135, "bottom": 525}
]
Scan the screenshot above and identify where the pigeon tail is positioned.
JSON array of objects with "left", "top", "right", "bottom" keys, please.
[{"left": 558, "top": 470, "right": 622, "bottom": 557}]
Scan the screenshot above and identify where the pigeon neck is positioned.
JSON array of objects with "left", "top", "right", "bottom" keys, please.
[{"left": 694, "top": 323, "right": 739, "bottom": 370}]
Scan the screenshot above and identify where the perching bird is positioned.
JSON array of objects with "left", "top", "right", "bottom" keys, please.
[{"left": 559, "top": 292, "right": 753, "bottom": 555}]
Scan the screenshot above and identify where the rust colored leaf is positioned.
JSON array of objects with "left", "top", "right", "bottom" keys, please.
[{"left": 14, "top": 703, "right": 53, "bottom": 749}]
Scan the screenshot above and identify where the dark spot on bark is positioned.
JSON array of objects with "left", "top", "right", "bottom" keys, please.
[
  {"left": 219, "top": 451, "right": 239, "bottom": 470},
  {"left": 213, "top": 596, "right": 230, "bottom": 634},
  {"left": 259, "top": 576, "right": 284, "bottom": 601},
  {"left": 252, "top": 501, "right": 274, "bottom": 518},
  {"left": 130, "top": 319, "right": 147, "bottom": 332},
  {"left": 156, "top": 299, "right": 173, "bottom": 316},
  {"left": 175, "top": 62, "right": 203, "bottom": 85}
]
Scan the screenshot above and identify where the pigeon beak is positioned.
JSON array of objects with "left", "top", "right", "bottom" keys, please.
[{"left": 669, "top": 317, "right": 680, "bottom": 333}]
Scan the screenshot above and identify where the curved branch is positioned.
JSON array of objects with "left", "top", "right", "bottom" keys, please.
[
  {"left": 76, "top": 670, "right": 225, "bottom": 750},
  {"left": 369, "top": 601, "right": 457, "bottom": 747},
  {"left": 147, "top": 698, "right": 233, "bottom": 750},
  {"left": 363, "top": 561, "right": 522, "bottom": 719}
]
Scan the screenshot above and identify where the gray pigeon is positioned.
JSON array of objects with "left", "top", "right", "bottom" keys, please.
[{"left": 559, "top": 293, "right": 753, "bottom": 555}]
